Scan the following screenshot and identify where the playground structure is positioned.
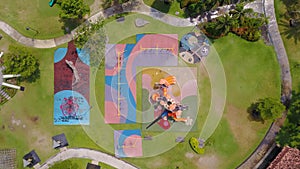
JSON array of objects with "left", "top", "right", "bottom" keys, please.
[
  {"left": 179, "top": 32, "right": 210, "bottom": 64},
  {"left": 49, "top": 0, "right": 56, "bottom": 7},
  {"left": 146, "top": 76, "right": 192, "bottom": 129}
]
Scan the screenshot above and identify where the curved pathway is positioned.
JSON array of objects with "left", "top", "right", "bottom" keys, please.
[
  {"left": 0, "top": 0, "right": 193, "bottom": 49},
  {"left": 39, "top": 148, "right": 138, "bottom": 169},
  {"left": 237, "top": 0, "right": 292, "bottom": 168}
]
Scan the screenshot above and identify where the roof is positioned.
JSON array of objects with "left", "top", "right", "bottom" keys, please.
[
  {"left": 52, "top": 133, "right": 69, "bottom": 149},
  {"left": 267, "top": 146, "right": 300, "bottom": 169},
  {"left": 86, "top": 163, "right": 101, "bottom": 169},
  {"left": 23, "top": 150, "right": 41, "bottom": 168}
]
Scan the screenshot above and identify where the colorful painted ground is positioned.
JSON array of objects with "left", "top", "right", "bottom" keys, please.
[
  {"left": 142, "top": 67, "right": 198, "bottom": 131},
  {"left": 105, "top": 34, "right": 178, "bottom": 124},
  {"left": 114, "top": 130, "right": 143, "bottom": 158},
  {"left": 53, "top": 42, "right": 90, "bottom": 125}
]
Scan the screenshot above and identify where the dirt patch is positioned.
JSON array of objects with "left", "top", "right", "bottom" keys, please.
[
  {"left": 185, "top": 152, "right": 195, "bottom": 159},
  {"left": 30, "top": 116, "right": 39, "bottom": 123},
  {"left": 28, "top": 129, "right": 52, "bottom": 155},
  {"left": 197, "top": 154, "right": 219, "bottom": 169},
  {"left": 225, "top": 105, "right": 264, "bottom": 149},
  {"left": 146, "top": 157, "right": 166, "bottom": 168}
]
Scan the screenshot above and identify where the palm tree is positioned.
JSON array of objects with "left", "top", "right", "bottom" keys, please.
[{"left": 215, "top": 14, "right": 233, "bottom": 34}]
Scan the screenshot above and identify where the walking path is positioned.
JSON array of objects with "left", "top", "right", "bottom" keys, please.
[
  {"left": 0, "top": 0, "right": 193, "bottom": 49},
  {"left": 39, "top": 148, "right": 138, "bottom": 169},
  {"left": 237, "top": 0, "right": 292, "bottom": 168}
]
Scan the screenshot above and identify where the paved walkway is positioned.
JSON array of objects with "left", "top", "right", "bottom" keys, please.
[
  {"left": 39, "top": 148, "right": 138, "bottom": 169},
  {"left": 0, "top": 0, "right": 193, "bottom": 48},
  {"left": 237, "top": 0, "right": 292, "bottom": 168}
]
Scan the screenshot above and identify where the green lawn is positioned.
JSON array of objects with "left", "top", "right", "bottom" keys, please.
[
  {"left": 0, "top": 13, "right": 281, "bottom": 169},
  {"left": 0, "top": 0, "right": 94, "bottom": 39},
  {"left": 274, "top": 0, "right": 300, "bottom": 91},
  {"left": 143, "top": 0, "right": 186, "bottom": 18}
]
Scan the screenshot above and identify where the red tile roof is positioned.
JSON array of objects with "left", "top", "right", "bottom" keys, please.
[{"left": 267, "top": 146, "right": 300, "bottom": 169}]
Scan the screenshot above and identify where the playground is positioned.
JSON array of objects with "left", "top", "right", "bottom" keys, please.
[{"left": 0, "top": 10, "right": 282, "bottom": 169}]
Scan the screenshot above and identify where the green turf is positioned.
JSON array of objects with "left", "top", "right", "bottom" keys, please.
[
  {"left": 143, "top": 0, "right": 186, "bottom": 18},
  {"left": 0, "top": 0, "right": 94, "bottom": 39},
  {"left": 274, "top": 0, "right": 300, "bottom": 91},
  {"left": 104, "top": 13, "right": 194, "bottom": 43}
]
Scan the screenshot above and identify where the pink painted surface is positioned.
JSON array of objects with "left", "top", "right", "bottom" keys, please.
[
  {"left": 126, "top": 34, "right": 178, "bottom": 102},
  {"left": 181, "top": 79, "right": 198, "bottom": 99},
  {"left": 105, "top": 101, "right": 121, "bottom": 124},
  {"left": 142, "top": 74, "right": 152, "bottom": 90},
  {"left": 105, "top": 44, "right": 126, "bottom": 76},
  {"left": 123, "top": 135, "right": 143, "bottom": 157}
]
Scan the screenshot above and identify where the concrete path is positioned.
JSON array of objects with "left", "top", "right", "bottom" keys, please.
[
  {"left": 244, "top": 0, "right": 264, "bottom": 13},
  {"left": 264, "top": 0, "right": 292, "bottom": 104},
  {"left": 39, "top": 148, "right": 138, "bottom": 169},
  {"left": 0, "top": 0, "right": 194, "bottom": 48},
  {"left": 237, "top": 0, "right": 292, "bottom": 168}
]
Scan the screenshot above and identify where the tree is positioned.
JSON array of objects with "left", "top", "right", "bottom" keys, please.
[
  {"left": 276, "top": 91, "right": 300, "bottom": 149},
  {"left": 249, "top": 97, "right": 285, "bottom": 121},
  {"left": 57, "top": 0, "right": 90, "bottom": 19},
  {"left": 215, "top": 14, "right": 234, "bottom": 35},
  {"left": 75, "top": 18, "right": 107, "bottom": 68},
  {"left": 3, "top": 45, "right": 40, "bottom": 82}
]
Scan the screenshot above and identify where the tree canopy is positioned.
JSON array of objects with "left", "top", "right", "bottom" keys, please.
[
  {"left": 276, "top": 91, "right": 300, "bottom": 148},
  {"left": 3, "top": 45, "right": 40, "bottom": 82},
  {"left": 249, "top": 97, "right": 285, "bottom": 121},
  {"left": 75, "top": 19, "right": 107, "bottom": 68},
  {"left": 56, "top": 0, "right": 90, "bottom": 19},
  {"left": 201, "top": 4, "right": 267, "bottom": 41}
]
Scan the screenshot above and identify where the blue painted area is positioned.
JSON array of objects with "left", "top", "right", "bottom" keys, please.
[
  {"left": 54, "top": 90, "right": 90, "bottom": 125},
  {"left": 123, "top": 44, "right": 135, "bottom": 59},
  {"left": 54, "top": 48, "right": 67, "bottom": 63},
  {"left": 180, "top": 34, "right": 193, "bottom": 50},
  {"left": 116, "top": 130, "right": 141, "bottom": 157},
  {"left": 136, "top": 34, "right": 145, "bottom": 43},
  {"left": 76, "top": 48, "right": 90, "bottom": 66}
]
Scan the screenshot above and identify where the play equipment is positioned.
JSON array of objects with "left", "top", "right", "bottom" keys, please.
[
  {"left": 146, "top": 76, "right": 192, "bottom": 129},
  {"left": 189, "top": 137, "right": 205, "bottom": 154},
  {"left": 49, "top": 0, "right": 56, "bottom": 7}
]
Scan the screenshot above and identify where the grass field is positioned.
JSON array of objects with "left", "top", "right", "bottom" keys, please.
[
  {"left": 0, "top": 13, "right": 280, "bottom": 169},
  {"left": 0, "top": 0, "right": 95, "bottom": 39},
  {"left": 274, "top": 0, "right": 300, "bottom": 92}
]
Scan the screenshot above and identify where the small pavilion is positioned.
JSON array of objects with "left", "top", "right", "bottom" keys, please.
[
  {"left": 52, "top": 133, "right": 69, "bottom": 149},
  {"left": 23, "top": 150, "right": 40, "bottom": 168}
]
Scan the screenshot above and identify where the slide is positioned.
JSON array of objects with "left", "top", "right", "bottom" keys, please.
[{"left": 49, "top": 0, "right": 56, "bottom": 7}]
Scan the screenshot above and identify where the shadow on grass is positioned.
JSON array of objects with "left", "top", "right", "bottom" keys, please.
[
  {"left": 247, "top": 103, "right": 265, "bottom": 124},
  {"left": 278, "top": 19, "right": 300, "bottom": 44},
  {"left": 60, "top": 18, "right": 84, "bottom": 34},
  {"left": 150, "top": 0, "right": 171, "bottom": 14}
]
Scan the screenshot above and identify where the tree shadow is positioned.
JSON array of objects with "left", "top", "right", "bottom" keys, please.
[
  {"left": 247, "top": 103, "right": 265, "bottom": 124},
  {"left": 60, "top": 18, "right": 84, "bottom": 34},
  {"left": 150, "top": 0, "right": 171, "bottom": 14},
  {"left": 278, "top": 19, "right": 300, "bottom": 44}
]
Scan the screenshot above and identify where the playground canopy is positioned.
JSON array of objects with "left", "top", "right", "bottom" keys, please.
[
  {"left": 23, "top": 150, "right": 40, "bottom": 168},
  {"left": 86, "top": 163, "right": 101, "bottom": 169},
  {"left": 52, "top": 133, "right": 69, "bottom": 149}
]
